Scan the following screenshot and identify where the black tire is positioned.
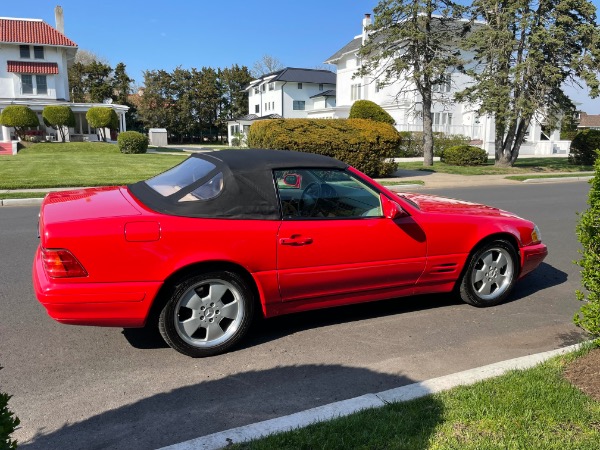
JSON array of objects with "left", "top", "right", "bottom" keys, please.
[
  {"left": 159, "top": 271, "right": 255, "bottom": 357},
  {"left": 459, "top": 239, "right": 519, "bottom": 307}
]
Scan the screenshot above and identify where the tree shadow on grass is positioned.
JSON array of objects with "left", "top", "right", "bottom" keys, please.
[{"left": 19, "top": 365, "right": 443, "bottom": 450}]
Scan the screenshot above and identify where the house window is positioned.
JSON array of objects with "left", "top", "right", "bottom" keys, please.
[
  {"left": 21, "top": 75, "right": 33, "bottom": 94},
  {"left": 319, "top": 84, "right": 323, "bottom": 91},
  {"left": 255, "top": 104, "right": 259, "bottom": 113},
  {"left": 432, "top": 112, "right": 453, "bottom": 128},
  {"left": 265, "top": 103, "right": 267, "bottom": 111},
  {"left": 20, "top": 45, "right": 30, "bottom": 58},
  {"left": 34, "top": 46, "right": 44, "bottom": 59},
  {"left": 375, "top": 81, "right": 382, "bottom": 93},
  {"left": 254, "top": 87, "right": 259, "bottom": 94},
  {"left": 351, "top": 84, "right": 362, "bottom": 101},
  {"left": 297, "top": 83, "right": 303, "bottom": 89},
  {"left": 433, "top": 74, "right": 452, "bottom": 93},
  {"left": 271, "top": 101, "right": 275, "bottom": 110},
  {"left": 20, "top": 74, "right": 48, "bottom": 95},
  {"left": 268, "top": 82, "right": 275, "bottom": 91},
  {"left": 293, "top": 100, "right": 305, "bottom": 110},
  {"left": 36, "top": 75, "right": 47, "bottom": 95},
  {"left": 261, "top": 84, "right": 266, "bottom": 92}
]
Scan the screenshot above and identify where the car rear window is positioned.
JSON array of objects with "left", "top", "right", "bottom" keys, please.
[{"left": 145, "top": 157, "right": 222, "bottom": 200}]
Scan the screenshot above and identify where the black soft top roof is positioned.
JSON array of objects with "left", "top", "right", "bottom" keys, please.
[{"left": 128, "top": 149, "right": 348, "bottom": 220}]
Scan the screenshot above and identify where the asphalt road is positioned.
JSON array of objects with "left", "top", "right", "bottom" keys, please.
[{"left": 0, "top": 181, "right": 590, "bottom": 449}]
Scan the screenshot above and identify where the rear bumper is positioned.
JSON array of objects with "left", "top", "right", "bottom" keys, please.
[
  {"left": 32, "top": 247, "right": 162, "bottom": 327},
  {"left": 519, "top": 243, "right": 548, "bottom": 278}
]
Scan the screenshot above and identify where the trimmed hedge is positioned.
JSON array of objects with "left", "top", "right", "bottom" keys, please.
[
  {"left": 247, "top": 118, "right": 399, "bottom": 177},
  {"left": 349, "top": 100, "right": 395, "bottom": 125},
  {"left": 0, "top": 105, "right": 39, "bottom": 140},
  {"left": 569, "top": 129, "right": 600, "bottom": 166},
  {"left": 397, "top": 132, "right": 471, "bottom": 157},
  {"left": 117, "top": 131, "right": 148, "bottom": 154},
  {"left": 440, "top": 145, "right": 488, "bottom": 166},
  {"left": 574, "top": 150, "right": 600, "bottom": 337}
]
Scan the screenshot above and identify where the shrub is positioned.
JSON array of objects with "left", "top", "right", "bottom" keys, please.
[
  {"left": 0, "top": 367, "right": 19, "bottom": 450},
  {"left": 42, "top": 105, "right": 75, "bottom": 142},
  {"left": 440, "top": 145, "right": 488, "bottom": 166},
  {"left": 0, "top": 105, "right": 39, "bottom": 140},
  {"left": 117, "top": 131, "right": 148, "bottom": 154},
  {"left": 247, "top": 118, "right": 399, "bottom": 177},
  {"left": 349, "top": 100, "right": 395, "bottom": 125},
  {"left": 574, "top": 151, "right": 600, "bottom": 337},
  {"left": 569, "top": 129, "right": 600, "bottom": 166},
  {"left": 86, "top": 107, "right": 119, "bottom": 141},
  {"left": 396, "top": 132, "right": 471, "bottom": 157}
]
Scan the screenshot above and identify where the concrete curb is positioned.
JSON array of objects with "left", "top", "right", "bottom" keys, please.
[
  {"left": 158, "top": 343, "right": 582, "bottom": 450},
  {"left": 0, "top": 198, "right": 43, "bottom": 207}
]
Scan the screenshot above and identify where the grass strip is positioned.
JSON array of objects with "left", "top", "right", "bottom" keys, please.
[
  {"left": 0, "top": 192, "right": 48, "bottom": 199},
  {"left": 506, "top": 173, "right": 595, "bottom": 181},
  {"left": 0, "top": 142, "right": 187, "bottom": 189},
  {"left": 396, "top": 158, "right": 593, "bottom": 175},
  {"left": 233, "top": 346, "right": 600, "bottom": 449},
  {"left": 379, "top": 180, "right": 425, "bottom": 186}
]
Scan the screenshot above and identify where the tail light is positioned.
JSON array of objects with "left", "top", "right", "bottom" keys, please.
[{"left": 41, "top": 248, "right": 88, "bottom": 278}]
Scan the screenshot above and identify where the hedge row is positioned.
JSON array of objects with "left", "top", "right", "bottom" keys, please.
[
  {"left": 440, "top": 145, "right": 488, "bottom": 166},
  {"left": 247, "top": 118, "right": 398, "bottom": 177},
  {"left": 397, "top": 131, "right": 471, "bottom": 157}
]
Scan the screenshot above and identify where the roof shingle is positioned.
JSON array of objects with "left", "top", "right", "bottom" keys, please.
[{"left": 0, "top": 18, "right": 77, "bottom": 47}]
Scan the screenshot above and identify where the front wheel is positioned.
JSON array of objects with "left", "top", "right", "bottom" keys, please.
[
  {"left": 159, "top": 271, "right": 254, "bottom": 357},
  {"left": 459, "top": 240, "right": 519, "bottom": 307}
]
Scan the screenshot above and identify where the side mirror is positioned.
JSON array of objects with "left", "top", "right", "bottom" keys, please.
[
  {"left": 381, "top": 194, "right": 409, "bottom": 219},
  {"left": 283, "top": 174, "right": 301, "bottom": 188}
]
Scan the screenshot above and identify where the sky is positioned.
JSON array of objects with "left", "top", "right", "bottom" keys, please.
[{"left": 3, "top": 0, "right": 600, "bottom": 114}]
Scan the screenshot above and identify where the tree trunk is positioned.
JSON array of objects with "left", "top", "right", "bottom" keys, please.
[{"left": 422, "top": 91, "right": 434, "bottom": 167}]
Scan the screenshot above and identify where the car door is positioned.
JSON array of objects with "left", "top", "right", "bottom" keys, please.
[{"left": 275, "top": 169, "right": 427, "bottom": 303}]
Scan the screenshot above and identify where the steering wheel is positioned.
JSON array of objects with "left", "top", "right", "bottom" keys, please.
[{"left": 299, "top": 182, "right": 321, "bottom": 217}]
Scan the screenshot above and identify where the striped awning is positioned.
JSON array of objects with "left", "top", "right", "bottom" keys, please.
[{"left": 7, "top": 61, "right": 59, "bottom": 74}]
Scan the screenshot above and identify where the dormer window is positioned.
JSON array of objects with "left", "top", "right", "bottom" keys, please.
[{"left": 20, "top": 45, "right": 30, "bottom": 58}]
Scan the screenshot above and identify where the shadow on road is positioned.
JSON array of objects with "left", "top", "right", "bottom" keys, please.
[
  {"left": 20, "top": 365, "right": 442, "bottom": 450},
  {"left": 509, "top": 262, "right": 568, "bottom": 302}
]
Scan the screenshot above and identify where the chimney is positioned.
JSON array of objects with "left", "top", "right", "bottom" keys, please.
[
  {"left": 362, "top": 13, "right": 371, "bottom": 44},
  {"left": 55, "top": 6, "right": 64, "bottom": 34}
]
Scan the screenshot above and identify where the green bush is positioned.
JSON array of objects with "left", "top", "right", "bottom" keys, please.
[
  {"left": 396, "top": 132, "right": 471, "bottom": 157},
  {"left": 0, "top": 105, "right": 39, "bottom": 140},
  {"left": 349, "top": 100, "right": 395, "bottom": 125},
  {"left": 42, "top": 105, "right": 75, "bottom": 142},
  {"left": 247, "top": 118, "right": 399, "bottom": 177},
  {"left": 0, "top": 367, "right": 19, "bottom": 450},
  {"left": 574, "top": 151, "right": 600, "bottom": 337},
  {"left": 569, "top": 129, "right": 600, "bottom": 166},
  {"left": 117, "top": 131, "right": 148, "bottom": 154},
  {"left": 86, "top": 107, "right": 119, "bottom": 141},
  {"left": 440, "top": 144, "right": 488, "bottom": 166}
]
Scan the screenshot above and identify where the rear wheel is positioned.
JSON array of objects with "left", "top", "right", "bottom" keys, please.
[
  {"left": 159, "top": 271, "right": 254, "bottom": 357},
  {"left": 459, "top": 240, "right": 518, "bottom": 307}
]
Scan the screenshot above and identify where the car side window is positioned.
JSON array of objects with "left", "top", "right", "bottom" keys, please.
[{"left": 274, "top": 169, "right": 382, "bottom": 219}]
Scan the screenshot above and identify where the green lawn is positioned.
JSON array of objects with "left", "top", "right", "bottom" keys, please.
[
  {"left": 233, "top": 346, "right": 600, "bottom": 449},
  {"left": 397, "top": 158, "right": 593, "bottom": 175},
  {"left": 0, "top": 142, "right": 187, "bottom": 189}
]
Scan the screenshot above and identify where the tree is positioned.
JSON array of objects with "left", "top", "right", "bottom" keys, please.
[
  {"left": 86, "top": 107, "right": 118, "bottom": 141},
  {"left": 0, "top": 105, "right": 39, "bottom": 140},
  {"left": 251, "top": 54, "right": 284, "bottom": 77},
  {"left": 112, "top": 62, "right": 134, "bottom": 106},
  {"left": 42, "top": 105, "right": 75, "bottom": 142},
  {"left": 218, "top": 65, "right": 252, "bottom": 129},
  {"left": 359, "top": 1, "right": 465, "bottom": 166},
  {"left": 457, "top": 0, "right": 600, "bottom": 167},
  {"left": 68, "top": 50, "right": 113, "bottom": 103}
]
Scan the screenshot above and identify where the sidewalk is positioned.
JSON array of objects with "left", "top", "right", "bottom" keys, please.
[{"left": 0, "top": 171, "right": 593, "bottom": 207}]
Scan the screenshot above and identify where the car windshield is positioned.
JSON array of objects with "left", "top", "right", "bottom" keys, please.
[{"left": 145, "top": 158, "right": 222, "bottom": 200}]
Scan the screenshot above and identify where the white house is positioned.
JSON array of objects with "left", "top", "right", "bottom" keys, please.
[
  {"left": 227, "top": 67, "right": 336, "bottom": 146},
  {"left": 316, "top": 14, "right": 570, "bottom": 156},
  {"left": 0, "top": 7, "right": 128, "bottom": 155}
]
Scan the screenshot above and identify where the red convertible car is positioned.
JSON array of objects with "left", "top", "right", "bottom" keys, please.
[{"left": 33, "top": 149, "right": 547, "bottom": 357}]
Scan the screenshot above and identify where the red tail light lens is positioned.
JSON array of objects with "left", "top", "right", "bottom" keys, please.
[{"left": 41, "top": 248, "right": 88, "bottom": 278}]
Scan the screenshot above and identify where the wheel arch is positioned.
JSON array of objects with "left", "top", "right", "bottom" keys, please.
[
  {"left": 145, "top": 260, "right": 265, "bottom": 328},
  {"left": 454, "top": 232, "right": 521, "bottom": 292}
]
